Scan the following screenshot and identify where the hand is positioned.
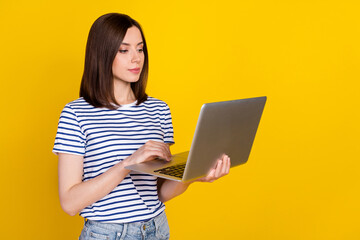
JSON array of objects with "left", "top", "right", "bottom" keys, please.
[
  {"left": 123, "top": 140, "right": 172, "bottom": 166},
  {"left": 195, "top": 154, "right": 231, "bottom": 183}
]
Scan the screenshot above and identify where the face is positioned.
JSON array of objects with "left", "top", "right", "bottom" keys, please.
[{"left": 112, "top": 26, "right": 145, "bottom": 84}]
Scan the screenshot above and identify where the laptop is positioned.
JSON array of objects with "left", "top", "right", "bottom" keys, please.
[{"left": 125, "top": 96, "right": 267, "bottom": 182}]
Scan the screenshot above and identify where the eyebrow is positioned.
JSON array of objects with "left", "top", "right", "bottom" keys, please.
[{"left": 120, "top": 42, "right": 144, "bottom": 46}]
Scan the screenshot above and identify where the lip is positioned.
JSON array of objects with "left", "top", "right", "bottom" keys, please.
[{"left": 128, "top": 68, "right": 141, "bottom": 74}]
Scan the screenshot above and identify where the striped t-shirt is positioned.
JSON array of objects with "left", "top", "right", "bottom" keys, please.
[{"left": 53, "top": 97, "right": 175, "bottom": 223}]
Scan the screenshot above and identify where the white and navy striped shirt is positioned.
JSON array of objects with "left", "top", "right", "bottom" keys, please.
[{"left": 53, "top": 97, "right": 174, "bottom": 223}]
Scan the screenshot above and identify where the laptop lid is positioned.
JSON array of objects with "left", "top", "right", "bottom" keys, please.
[{"left": 182, "top": 96, "right": 267, "bottom": 181}]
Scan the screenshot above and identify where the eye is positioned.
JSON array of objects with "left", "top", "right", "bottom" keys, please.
[
  {"left": 119, "top": 49, "right": 128, "bottom": 53},
  {"left": 137, "top": 48, "right": 144, "bottom": 53}
]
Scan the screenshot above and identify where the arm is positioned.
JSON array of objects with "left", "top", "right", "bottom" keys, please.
[
  {"left": 157, "top": 178, "right": 193, "bottom": 203},
  {"left": 58, "top": 140, "right": 172, "bottom": 216},
  {"left": 58, "top": 153, "right": 131, "bottom": 216},
  {"left": 157, "top": 154, "right": 231, "bottom": 203}
]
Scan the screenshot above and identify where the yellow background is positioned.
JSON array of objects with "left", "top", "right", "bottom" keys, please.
[{"left": 1, "top": 0, "right": 359, "bottom": 239}]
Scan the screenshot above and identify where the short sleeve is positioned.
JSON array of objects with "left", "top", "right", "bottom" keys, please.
[
  {"left": 161, "top": 103, "right": 175, "bottom": 144},
  {"left": 52, "top": 104, "right": 86, "bottom": 156}
]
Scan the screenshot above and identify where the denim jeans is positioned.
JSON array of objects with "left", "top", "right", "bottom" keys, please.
[{"left": 79, "top": 211, "right": 170, "bottom": 240}]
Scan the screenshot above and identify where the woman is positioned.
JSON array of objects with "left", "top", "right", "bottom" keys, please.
[{"left": 53, "top": 13, "right": 230, "bottom": 240}]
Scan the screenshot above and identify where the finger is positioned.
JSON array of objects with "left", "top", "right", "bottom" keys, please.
[
  {"left": 161, "top": 145, "right": 171, "bottom": 161},
  {"left": 152, "top": 150, "right": 171, "bottom": 162},
  {"left": 205, "top": 168, "right": 216, "bottom": 182},
  {"left": 226, "top": 156, "right": 231, "bottom": 174},
  {"left": 145, "top": 143, "right": 171, "bottom": 161},
  {"left": 142, "top": 147, "right": 167, "bottom": 162},
  {"left": 163, "top": 144, "right": 172, "bottom": 159},
  {"left": 221, "top": 155, "right": 228, "bottom": 174},
  {"left": 149, "top": 141, "right": 172, "bottom": 160},
  {"left": 214, "top": 159, "right": 223, "bottom": 179},
  {"left": 222, "top": 155, "right": 230, "bottom": 175}
]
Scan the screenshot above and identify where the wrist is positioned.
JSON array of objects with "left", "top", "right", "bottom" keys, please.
[
  {"left": 115, "top": 158, "right": 132, "bottom": 175},
  {"left": 183, "top": 180, "right": 195, "bottom": 187},
  {"left": 121, "top": 156, "right": 133, "bottom": 168}
]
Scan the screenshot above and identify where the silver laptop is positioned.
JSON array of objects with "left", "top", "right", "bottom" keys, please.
[{"left": 125, "top": 96, "right": 267, "bottom": 182}]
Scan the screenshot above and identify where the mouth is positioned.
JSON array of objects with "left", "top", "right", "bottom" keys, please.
[{"left": 128, "top": 68, "right": 141, "bottom": 74}]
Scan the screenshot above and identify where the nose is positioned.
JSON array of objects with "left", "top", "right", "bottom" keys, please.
[{"left": 131, "top": 49, "right": 141, "bottom": 63}]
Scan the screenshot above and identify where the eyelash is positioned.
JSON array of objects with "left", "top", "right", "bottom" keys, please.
[{"left": 119, "top": 49, "right": 144, "bottom": 53}]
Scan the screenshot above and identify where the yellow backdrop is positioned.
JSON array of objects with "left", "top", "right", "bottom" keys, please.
[{"left": 0, "top": 0, "right": 359, "bottom": 239}]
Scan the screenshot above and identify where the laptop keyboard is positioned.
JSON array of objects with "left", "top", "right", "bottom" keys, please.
[{"left": 154, "top": 163, "right": 186, "bottom": 178}]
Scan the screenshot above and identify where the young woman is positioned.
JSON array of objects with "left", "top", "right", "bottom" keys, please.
[{"left": 53, "top": 13, "right": 230, "bottom": 240}]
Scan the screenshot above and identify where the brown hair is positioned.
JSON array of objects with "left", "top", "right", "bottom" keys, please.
[{"left": 80, "top": 13, "right": 148, "bottom": 109}]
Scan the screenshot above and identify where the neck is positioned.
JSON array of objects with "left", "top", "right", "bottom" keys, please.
[{"left": 113, "top": 80, "right": 136, "bottom": 105}]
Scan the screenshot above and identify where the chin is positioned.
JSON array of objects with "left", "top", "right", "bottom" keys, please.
[
  {"left": 125, "top": 74, "right": 141, "bottom": 83},
  {"left": 114, "top": 77, "right": 140, "bottom": 84},
  {"left": 129, "top": 78, "right": 140, "bottom": 83}
]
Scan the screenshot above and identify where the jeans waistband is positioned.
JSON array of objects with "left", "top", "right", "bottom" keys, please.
[{"left": 85, "top": 211, "right": 166, "bottom": 231}]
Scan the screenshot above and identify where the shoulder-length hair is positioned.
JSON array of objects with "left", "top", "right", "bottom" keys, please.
[{"left": 80, "top": 13, "right": 148, "bottom": 109}]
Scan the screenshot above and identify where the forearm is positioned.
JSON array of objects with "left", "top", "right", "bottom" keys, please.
[
  {"left": 157, "top": 179, "right": 194, "bottom": 203},
  {"left": 60, "top": 161, "right": 131, "bottom": 216},
  {"left": 59, "top": 140, "right": 173, "bottom": 216}
]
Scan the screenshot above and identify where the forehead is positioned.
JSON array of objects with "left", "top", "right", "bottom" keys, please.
[{"left": 121, "top": 26, "right": 143, "bottom": 44}]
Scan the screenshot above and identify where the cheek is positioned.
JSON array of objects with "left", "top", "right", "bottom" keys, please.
[{"left": 112, "top": 58, "right": 125, "bottom": 71}]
